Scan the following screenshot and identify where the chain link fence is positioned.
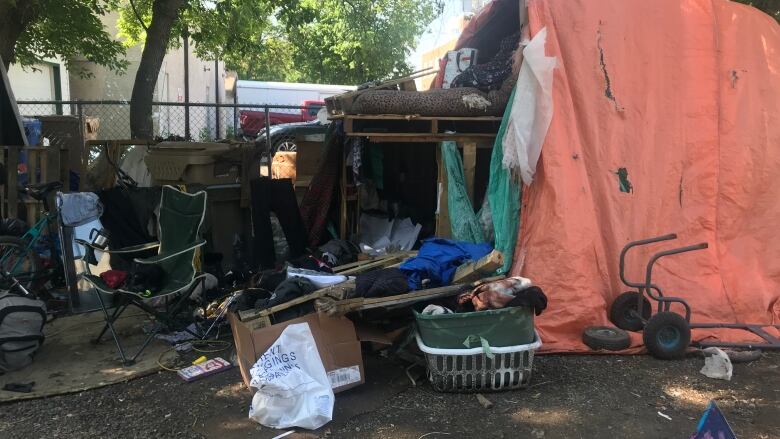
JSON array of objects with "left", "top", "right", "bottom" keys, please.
[{"left": 16, "top": 100, "right": 322, "bottom": 143}]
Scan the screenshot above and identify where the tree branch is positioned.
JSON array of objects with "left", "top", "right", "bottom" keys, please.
[{"left": 129, "top": 0, "right": 149, "bottom": 32}]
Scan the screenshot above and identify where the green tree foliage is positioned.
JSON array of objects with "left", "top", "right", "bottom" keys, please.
[
  {"left": 117, "top": 0, "right": 439, "bottom": 84},
  {"left": 0, "top": 0, "right": 126, "bottom": 74}
]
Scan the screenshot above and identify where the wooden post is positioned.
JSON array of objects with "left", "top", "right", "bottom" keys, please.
[
  {"left": 463, "top": 142, "right": 477, "bottom": 205},
  {"left": 435, "top": 143, "right": 451, "bottom": 238},
  {"left": 339, "top": 153, "right": 348, "bottom": 239},
  {"left": 59, "top": 148, "right": 70, "bottom": 191},
  {"left": 7, "top": 146, "right": 18, "bottom": 218}
]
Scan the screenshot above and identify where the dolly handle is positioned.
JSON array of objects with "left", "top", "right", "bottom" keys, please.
[
  {"left": 619, "top": 233, "right": 678, "bottom": 288},
  {"left": 644, "top": 243, "right": 708, "bottom": 290}
]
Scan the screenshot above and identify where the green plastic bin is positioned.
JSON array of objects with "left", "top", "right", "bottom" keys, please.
[{"left": 415, "top": 306, "right": 535, "bottom": 349}]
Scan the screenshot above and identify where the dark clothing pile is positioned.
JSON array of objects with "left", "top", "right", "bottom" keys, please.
[
  {"left": 457, "top": 277, "right": 547, "bottom": 315},
  {"left": 349, "top": 268, "right": 409, "bottom": 299},
  {"left": 254, "top": 277, "right": 317, "bottom": 323},
  {"left": 318, "top": 239, "right": 360, "bottom": 267},
  {"left": 451, "top": 32, "right": 520, "bottom": 91},
  {"left": 399, "top": 239, "right": 493, "bottom": 290},
  {"left": 250, "top": 177, "right": 309, "bottom": 269}
]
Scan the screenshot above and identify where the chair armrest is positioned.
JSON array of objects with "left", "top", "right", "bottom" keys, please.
[
  {"left": 133, "top": 239, "right": 206, "bottom": 264},
  {"left": 75, "top": 239, "right": 160, "bottom": 254}
]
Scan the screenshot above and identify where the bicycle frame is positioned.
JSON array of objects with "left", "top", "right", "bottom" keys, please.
[{"left": 0, "top": 210, "right": 61, "bottom": 286}]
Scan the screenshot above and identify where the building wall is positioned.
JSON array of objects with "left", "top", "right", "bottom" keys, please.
[
  {"left": 8, "top": 57, "right": 71, "bottom": 115},
  {"left": 67, "top": 11, "right": 227, "bottom": 139}
]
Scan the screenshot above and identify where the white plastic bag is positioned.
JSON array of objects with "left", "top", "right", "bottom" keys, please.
[
  {"left": 700, "top": 347, "right": 733, "bottom": 381},
  {"left": 248, "top": 323, "right": 334, "bottom": 430},
  {"left": 502, "top": 27, "right": 557, "bottom": 185}
]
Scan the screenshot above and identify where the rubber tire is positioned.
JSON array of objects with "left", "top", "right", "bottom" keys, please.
[
  {"left": 610, "top": 291, "right": 652, "bottom": 331},
  {"left": 582, "top": 326, "right": 631, "bottom": 351},
  {"left": 0, "top": 235, "right": 42, "bottom": 293},
  {"left": 643, "top": 312, "right": 691, "bottom": 360}
]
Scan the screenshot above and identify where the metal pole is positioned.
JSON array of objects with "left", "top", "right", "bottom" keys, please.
[
  {"left": 265, "top": 106, "right": 272, "bottom": 176},
  {"left": 183, "top": 30, "right": 190, "bottom": 140},
  {"left": 214, "top": 58, "right": 220, "bottom": 139},
  {"left": 233, "top": 82, "right": 239, "bottom": 137}
]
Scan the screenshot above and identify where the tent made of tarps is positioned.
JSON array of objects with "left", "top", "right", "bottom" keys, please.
[{"left": 509, "top": 0, "right": 780, "bottom": 352}]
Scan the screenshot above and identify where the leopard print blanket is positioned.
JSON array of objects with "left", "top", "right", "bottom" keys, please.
[{"left": 350, "top": 78, "right": 515, "bottom": 117}]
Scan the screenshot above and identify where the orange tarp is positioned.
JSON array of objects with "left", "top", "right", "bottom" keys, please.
[{"left": 513, "top": 0, "right": 780, "bottom": 352}]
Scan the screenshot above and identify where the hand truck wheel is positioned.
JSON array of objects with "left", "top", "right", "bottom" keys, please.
[
  {"left": 609, "top": 291, "right": 652, "bottom": 331},
  {"left": 643, "top": 311, "right": 691, "bottom": 360}
]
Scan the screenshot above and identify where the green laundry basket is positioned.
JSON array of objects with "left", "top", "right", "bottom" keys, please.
[{"left": 415, "top": 306, "right": 535, "bottom": 349}]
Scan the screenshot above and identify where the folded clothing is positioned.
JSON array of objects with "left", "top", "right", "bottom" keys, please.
[
  {"left": 352, "top": 268, "right": 409, "bottom": 299},
  {"left": 458, "top": 277, "right": 547, "bottom": 315},
  {"left": 400, "top": 239, "right": 493, "bottom": 290}
]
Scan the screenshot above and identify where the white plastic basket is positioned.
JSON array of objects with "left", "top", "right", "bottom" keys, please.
[{"left": 415, "top": 330, "right": 542, "bottom": 393}]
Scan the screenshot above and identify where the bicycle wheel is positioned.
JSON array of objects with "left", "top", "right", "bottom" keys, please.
[{"left": 0, "top": 236, "right": 42, "bottom": 293}]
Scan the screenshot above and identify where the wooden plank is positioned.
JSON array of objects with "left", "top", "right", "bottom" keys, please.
[
  {"left": 340, "top": 154, "right": 348, "bottom": 239},
  {"left": 358, "top": 132, "right": 496, "bottom": 138},
  {"left": 463, "top": 142, "right": 477, "bottom": 204},
  {"left": 452, "top": 250, "right": 504, "bottom": 284},
  {"left": 332, "top": 254, "right": 397, "bottom": 273},
  {"left": 7, "top": 146, "right": 18, "bottom": 218},
  {"left": 59, "top": 148, "right": 70, "bottom": 192},
  {"left": 367, "top": 136, "right": 497, "bottom": 144},
  {"left": 343, "top": 117, "right": 354, "bottom": 133},
  {"left": 337, "top": 254, "right": 407, "bottom": 276},
  {"left": 435, "top": 144, "right": 451, "bottom": 238},
  {"left": 240, "top": 280, "right": 356, "bottom": 322},
  {"left": 317, "top": 275, "right": 505, "bottom": 316},
  {"left": 343, "top": 115, "right": 502, "bottom": 122}
]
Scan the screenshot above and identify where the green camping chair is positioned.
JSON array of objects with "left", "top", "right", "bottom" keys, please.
[{"left": 78, "top": 186, "right": 208, "bottom": 366}]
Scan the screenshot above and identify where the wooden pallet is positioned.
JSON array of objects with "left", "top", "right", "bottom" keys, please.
[{"left": 342, "top": 114, "right": 501, "bottom": 143}]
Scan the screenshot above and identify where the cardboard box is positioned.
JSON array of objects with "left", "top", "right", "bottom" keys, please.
[{"left": 229, "top": 311, "right": 364, "bottom": 393}]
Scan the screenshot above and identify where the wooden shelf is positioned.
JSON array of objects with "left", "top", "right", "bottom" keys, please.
[{"left": 342, "top": 114, "right": 501, "bottom": 143}]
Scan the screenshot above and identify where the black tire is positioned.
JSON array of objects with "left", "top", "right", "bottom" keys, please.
[
  {"left": 610, "top": 291, "right": 652, "bottom": 331},
  {"left": 643, "top": 312, "right": 691, "bottom": 360},
  {"left": 0, "top": 235, "right": 42, "bottom": 293},
  {"left": 582, "top": 326, "right": 631, "bottom": 351}
]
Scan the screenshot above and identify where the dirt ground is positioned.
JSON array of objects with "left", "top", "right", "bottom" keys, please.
[{"left": 0, "top": 350, "right": 777, "bottom": 439}]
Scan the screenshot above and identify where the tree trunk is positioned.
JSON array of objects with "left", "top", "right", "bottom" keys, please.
[
  {"left": 0, "top": 1, "right": 43, "bottom": 68},
  {"left": 129, "top": 0, "right": 186, "bottom": 140}
]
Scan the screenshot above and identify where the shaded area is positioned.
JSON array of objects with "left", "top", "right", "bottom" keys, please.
[{"left": 0, "top": 353, "right": 776, "bottom": 438}]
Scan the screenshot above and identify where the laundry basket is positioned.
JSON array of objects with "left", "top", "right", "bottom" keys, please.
[{"left": 416, "top": 331, "right": 542, "bottom": 393}]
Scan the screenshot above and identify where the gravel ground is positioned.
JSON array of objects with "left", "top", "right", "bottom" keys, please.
[{"left": 0, "top": 352, "right": 777, "bottom": 438}]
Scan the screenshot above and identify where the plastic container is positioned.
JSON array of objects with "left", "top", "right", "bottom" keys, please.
[
  {"left": 416, "top": 331, "right": 542, "bottom": 393},
  {"left": 144, "top": 141, "right": 240, "bottom": 186},
  {"left": 415, "top": 306, "right": 535, "bottom": 349},
  {"left": 22, "top": 118, "right": 42, "bottom": 146}
]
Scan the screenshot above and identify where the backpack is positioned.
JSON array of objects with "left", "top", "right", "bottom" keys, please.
[{"left": 0, "top": 291, "right": 46, "bottom": 373}]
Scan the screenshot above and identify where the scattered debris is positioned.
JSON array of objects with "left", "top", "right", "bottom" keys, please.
[
  {"left": 657, "top": 411, "right": 672, "bottom": 421},
  {"left": 476, "top": 393, "right": 494, "bottom": 409},
  {"left": 723, "top": 349, "right": 762, "bottom": 364},
  {"left": 418, "top": 432, "right": 451, "bottom": 439},
  {"left": 700, "top": 347, "right": 733, "bottom": 381}
]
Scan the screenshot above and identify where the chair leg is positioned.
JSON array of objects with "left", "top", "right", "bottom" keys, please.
[
  {"left": 95, "top": 291, "right": 133, "bottom": 366},
  {"left": 125, "top": 282, "right": 203, "bottom": 363},
  {"left": 93, "top": 302, "right": 128, "bottom": 344}
]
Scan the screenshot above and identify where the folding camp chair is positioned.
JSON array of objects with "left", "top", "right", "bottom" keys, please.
[{"left": 77, "top": 186, "right": 208, "bottom": 366}]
